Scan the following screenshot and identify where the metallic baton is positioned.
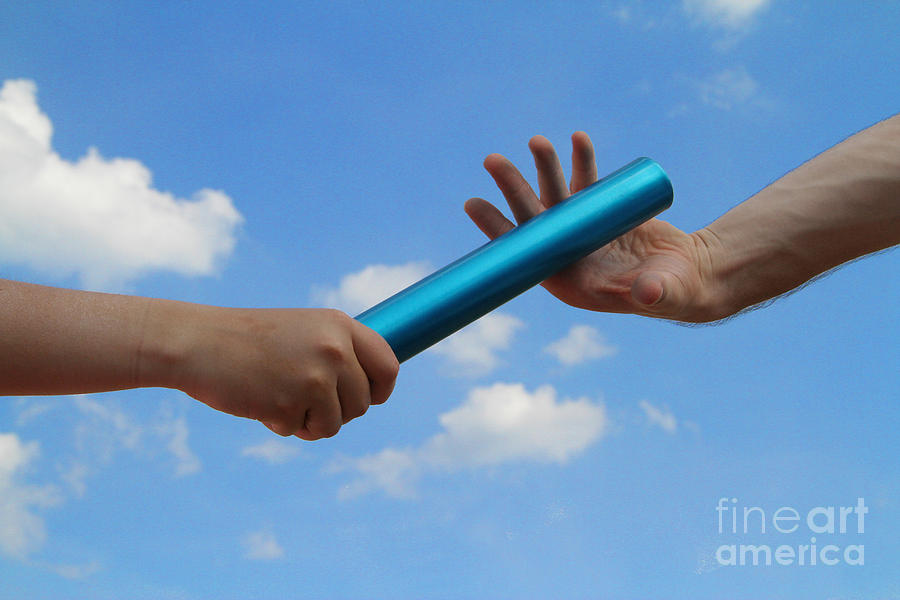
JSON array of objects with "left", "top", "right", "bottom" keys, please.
[{"left": 356, "top": 157, "right": 673, "bottom": 363}]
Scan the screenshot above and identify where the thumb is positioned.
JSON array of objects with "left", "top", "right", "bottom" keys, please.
[{"left": 631, "top": 270, "right": 686, "bottom": 315}]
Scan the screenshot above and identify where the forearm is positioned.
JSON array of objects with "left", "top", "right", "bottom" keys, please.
[
  {"left": 696, "top": 113, "right": 900, "bottom": 319},
  {"left": 0, "top": 279, "right": 189, "bottom": 395},
  {"left": 0, "top": 278, "right": 398, "bottom": 438}
]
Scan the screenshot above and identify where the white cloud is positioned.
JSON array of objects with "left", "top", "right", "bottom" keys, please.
[
  {"left": 243, "top": 528, "right": 284, "bottom": 561},
  {"left": 71, "top": 397, "right": 201, "bottom": 478},
  {"left": 158, "top": 417, "right": 201, "bottom": 477},
  {"left": 59, "top": 462, "right": 90, "bottom": 498},
  {"left": 14, "top": 398, "right": 56, "bottom": 426},
  {"left": 612, "top": 6, "right": 631, "bottom": 23},
  {"left": 430, "top": 313, "right": 524, "bottom": 376},
  {"left": 670, "top": 67, "right": 773, "bottom": 118},
  {"left": 697, "top": 67, "right": 762, "bottom": 110},
  {"left": 333, "top": 383, "right": 608, "bottom": 499},
  {"left": 683, "top": 0, "right": 771, "bottom": 28},
  {"left": 48, "top": 560, "right": 102, "bottom": 580},
  {"left": 639, "top": 400, "right": 678, "bottom": 434},
  {"left": 0, "top": 78, "right": 242, "bottom": 289},
  {"left": 3, "top": 400, "right": 200, "bottom": 566},
  {"left": 312, "top": 261, "right": 432, "bottom": 315},
  {"left": 73, "top": 396, "right": 142, "bottom": 456},
  {"left": 241, "top": 439, "right": 302, "bottom": 464},
  {"left": 427, "top": 383, "right": 608, "bottom": 466},
  {"left": 544, "top": 325, "right": 617, "bottom": 366},
  {"left": 335, "top": 448, "right": 420, "bottom": 500},
  {"left": 0, "top": 433, "right": 61, "bottom": 559},
  {"left": 14, "top": 396, "right": 202, "bottom": 501}
]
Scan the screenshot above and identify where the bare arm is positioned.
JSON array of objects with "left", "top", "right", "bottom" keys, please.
[
  {"left": 695, "top": 114, "right": 900, "bottom": 319},
  {"left": 0, "top": 279, "right": 399, "bottom": 440}
]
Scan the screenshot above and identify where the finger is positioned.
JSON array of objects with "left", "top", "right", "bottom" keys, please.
[
  {"left": 300, "top": 405, "right": 342, "bottom": 439},
  {"left": 350, "top": 320, "right": 400, "bottom": 406},
  {"left": 336, "top": 357, "right": 371, "bottom": 423},
  {"left": 570, "top": 131, "right": 598, "bottom": 194},
  {"left": 482, "top": 153, "right": 542, "bottom": 224},
  {"left": 464, "top": 198, "right": 516, "bottom": 240},
  {"left": 529, "top": 135, "right": 569, "bottom": 208},
  {"left": 294, "top": 429, "right": 317, "bottom": 441},
  {"left": 265, "top": 400, "right": 310, "bottom": 437},
  {"left": 299, "top": 387, "right": 343, "bottom": 440},
  {"left": 263, "top": 420, "right": 295, "bottom": 437}
]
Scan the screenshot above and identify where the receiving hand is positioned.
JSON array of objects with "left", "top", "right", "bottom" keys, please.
[{"left": 464, "top": 132, "right": 722, "bottom": 323}]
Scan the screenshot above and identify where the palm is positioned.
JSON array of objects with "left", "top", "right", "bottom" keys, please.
[
  {"left": 541, "top": 218, "right": 702, "bottom": 316},
  {"left": 465, "top": 133, "right": 711, "bottom": 322}
]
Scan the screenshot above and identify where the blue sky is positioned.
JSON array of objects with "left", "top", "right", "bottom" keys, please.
[{"left": 1, "top": 1, "right": 898, "bottom": 598}]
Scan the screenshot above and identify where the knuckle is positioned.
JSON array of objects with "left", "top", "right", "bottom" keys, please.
[
  {"left": 266, "top": 421, "right": 292, "bottom": 437},
  {"left": 303, "top": 370, "right": 334, "bottom": 394},
  {"left": 272, "top": 391, "right": 296, "bottom": 411},
  {"left": 316, "top": 339, "right": 349, "bottom": 365},
  {"left": 509, "top": 177, "right": 531, "bottom": 198},
  {"left": 322, "top": 308, "right": 351, "bottom": 326}
]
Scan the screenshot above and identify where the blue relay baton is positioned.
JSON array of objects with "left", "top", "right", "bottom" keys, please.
[{"left": 356, "top": 157, "right": 673, "bottom": 363}]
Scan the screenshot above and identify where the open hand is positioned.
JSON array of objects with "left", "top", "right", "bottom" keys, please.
[{"left": 464, "top": 133, "right": 722, "bottom": 323}]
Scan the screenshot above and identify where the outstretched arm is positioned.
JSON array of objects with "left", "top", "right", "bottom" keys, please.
[
  {"left": 0, "top": 279, "right": 399, "bottom": 440},
  {"left": 465, "top": 114, "right": 900, "bottom": 322},
  {"left": 696, "top": 114, "right": 900, "bottom": 319}
]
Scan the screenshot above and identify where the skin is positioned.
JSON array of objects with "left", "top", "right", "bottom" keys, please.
[
  {"left": 0, "top": 282, "right": 399, "bottom": 440},
  {"left": 465, "top": 114, "right": 900, "bottom": 323},
  {"left": 3, "top": 115, "right": 896, "bottom": 437}
]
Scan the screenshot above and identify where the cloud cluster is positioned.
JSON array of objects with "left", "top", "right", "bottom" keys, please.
[
  {"left": 0, "top": 79, "right": 242, "bottom": 289},
  {"left": 683, "top": 0, "right": 771, "bottom": 28},
  {"left": 669, "top": 66, "right": 772, "bottom": 117},
  {"left": 639, "top": 400, "right": 679, "bottom": 434},
  {"left": 47, "top": 560, "right": 102, "bottom": 580},
  {"left": 0, "top": 433, "right": 61, "bottom": 559},
  {"left": 241, "top": 439, "right": 302, "bottom": 465},
  {"left": 431, "top": 313, "right": 524, "bottom": 376},
  {"left": 697, "top": 67, "right": 762, "bottom": 110},
  {"left": 15, "top": 396, "right": 201, "bottom": 503},
  {"left": 68, "top": 396, "right": 202, "bottom": 485},
  {"left": 312, "top": 261, "right": 432, "bottom": 315},
  {"left": 544, "top": 325, "right": 617, "bottom": 366},
  {"left": 333, "top": 383, "right": 608, "bottom": 499},
  {"left": 3, "top": 398, "right": 201, "bottom": 563},
  {"left": 243, "top": 528, "right": 284, "bottom": 561},
  {"left": 157, "top": 417, "right": 202, "bottom": 477}
]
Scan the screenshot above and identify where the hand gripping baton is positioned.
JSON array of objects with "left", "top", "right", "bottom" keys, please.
[{"left": 356, "top": 157, "right": 673, "bottom": 363}]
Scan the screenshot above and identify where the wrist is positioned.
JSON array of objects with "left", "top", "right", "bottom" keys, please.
[
  {"left": 135, "top": 298, "right": 207, "bottom": 391},
  {"left": 693, "top": 218, "right": 807, "bottom": 321},
  {"left": 683, "top": 228, "right": 735, "bottom": 322}
]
